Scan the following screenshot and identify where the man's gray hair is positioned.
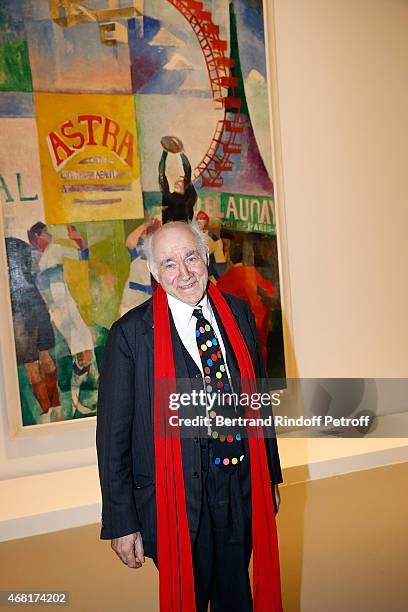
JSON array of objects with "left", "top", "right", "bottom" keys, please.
[{"left": 143, "top": 221, "right": 209, "bottom": 271}]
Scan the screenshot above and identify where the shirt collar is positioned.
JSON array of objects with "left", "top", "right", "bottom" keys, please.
[{"left": 167, "top": 292, "right": 209, "bottom": 329}]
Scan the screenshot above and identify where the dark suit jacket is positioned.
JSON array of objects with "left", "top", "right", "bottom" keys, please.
[{"left": 96, "top": 291, "right": 283, "bottom": 558}]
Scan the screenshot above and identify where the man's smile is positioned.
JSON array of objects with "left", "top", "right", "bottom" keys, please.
[{"left": 178, "top": 280, "right": 197, "bottom": 290}]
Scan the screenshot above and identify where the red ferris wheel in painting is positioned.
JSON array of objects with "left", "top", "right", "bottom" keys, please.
[{"left": 166, "top": 0, "right": 245, "bottom": 189}]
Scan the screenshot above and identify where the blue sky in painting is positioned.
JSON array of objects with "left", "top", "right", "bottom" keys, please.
[
  {"left": 234, "top": 0, "right": 267, "bottom": 79},
  {"left": 129, "top": 0, "right": 219, "bottom": 96}
]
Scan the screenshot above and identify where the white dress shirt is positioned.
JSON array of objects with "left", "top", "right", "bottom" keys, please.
[{"left": 167, "top": 292, "right": 230, "bottom": 378}]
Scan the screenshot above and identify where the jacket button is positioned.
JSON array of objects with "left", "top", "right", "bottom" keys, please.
[
  {"left": 195, "top": 373, "right": 202, "bottom": 379},
  {"left": 193, "top": 471, "right": 200, "bottom": 479}
]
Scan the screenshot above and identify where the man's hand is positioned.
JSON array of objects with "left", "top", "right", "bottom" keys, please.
[
  {"left": 111, "top": 532, "right": 145, "bottom": 569},
  {"left": 273, "top": 484, "right": 281, "bottom": 514}
]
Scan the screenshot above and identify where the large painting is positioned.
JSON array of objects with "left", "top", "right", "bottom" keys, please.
[{"left": 0, "top": 0, "right": 286, "bottom": 431}]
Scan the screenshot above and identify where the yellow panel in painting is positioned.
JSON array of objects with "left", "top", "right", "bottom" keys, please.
[{"left": 34, "top": 93, "right": 143, "bottom": 224}]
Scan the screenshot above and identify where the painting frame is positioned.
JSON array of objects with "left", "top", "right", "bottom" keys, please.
[{"left": 263, "top": 0, "right": 296, "bottom": 381}]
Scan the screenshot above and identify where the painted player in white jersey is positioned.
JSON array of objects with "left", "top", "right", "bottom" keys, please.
[{"left": 28, "top": 222, "right": 98, "bottom": 417}]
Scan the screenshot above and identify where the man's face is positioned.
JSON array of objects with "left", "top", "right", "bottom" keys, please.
[
  {"left": 173, "top": 177, "right": 185, "bottom": 194},
  {"left": 150, "top": 223, "right": 208, "bottom": 306}
]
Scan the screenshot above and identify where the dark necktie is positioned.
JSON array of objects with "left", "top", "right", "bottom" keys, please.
[{"left": 193, "top": 307, "right": 245, "bottom": 471}]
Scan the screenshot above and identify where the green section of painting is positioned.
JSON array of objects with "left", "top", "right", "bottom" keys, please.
[
  {"left": 227, "top": 1, "right": 249, "bottom": 115},
  {"left": 0, "top": 6, "right": 32, "bottom": 92},
  {"left": 219, "top": 192, "right": 276, "bottom": 234}
]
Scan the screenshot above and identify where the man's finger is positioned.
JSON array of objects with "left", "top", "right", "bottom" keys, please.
[
  {"left": 117, "top": 547, "right": 139, "bottom": 568},
  {"left": 134, "top": 536, "right": 145, "bottom": 564},
  {"left": 125, "top": 550, "right": 141, "bottom": 569}
]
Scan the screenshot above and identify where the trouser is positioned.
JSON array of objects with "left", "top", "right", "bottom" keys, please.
[
  {"left": 152, "top": 445, "right": 253, "bottom": 611},
  {"left": 192, "top": 444, "right": 253, "bottom": 612}
]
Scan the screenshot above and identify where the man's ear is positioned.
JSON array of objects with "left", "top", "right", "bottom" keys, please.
[{"left": 147, "top": 261, "right": 159, "bottom": 283}]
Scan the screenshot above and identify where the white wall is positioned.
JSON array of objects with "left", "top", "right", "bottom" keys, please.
[{"left": 270, "top": 0, "right": 408, "bottom": 378}]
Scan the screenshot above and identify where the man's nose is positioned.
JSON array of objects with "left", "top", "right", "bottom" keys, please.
[{"left": 178, "top": 261, "right": 191, "bottom": 279}]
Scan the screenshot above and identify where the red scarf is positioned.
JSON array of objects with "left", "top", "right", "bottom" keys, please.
[{"left": 153, "top": 283, "right": 283, "bottom": 611}]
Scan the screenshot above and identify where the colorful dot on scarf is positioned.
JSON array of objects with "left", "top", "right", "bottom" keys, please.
[
  {"left": 212, "top": 431, "right": 219, "bottom": 438},
  {"left": 236, "top": 433, "right": 241, "bottom": 441},
  {"left": 216, "top": 381, "right": 223, "bottom": 389},
  {"left": 201, "top": 344, "right": 207, "bottom": 351},
  {"left": 227, "top": 435, "right": 233, "bottom": 443},
  {"left": 219, "top": 435, "right": 225, "bottom": 442},
  {"left": 206, "top": 340, "right": 212, "bottom": 347},
  {"left": 225, "top": 383, "right": 230, "bottom": 391},
  {"left": 217, "top": 351, "right": 222, "bottom": 358},
  {"left": 205, "top": 376, "right": 211, "bottom": 383},
  {"left": 214, "top": 457, "right": 221, "bottom": 465},
  {"left": 232, "top": 458, "right": 238, "bottom": 465},
  {"left": 216, "top": 372, "right": 222, "bottom": 379},
  {"left": 207, "top": 359, "right": 213, "bottom": 366},
  {"left": 206, "top": 385, "right": 212, "bottom": 392},
  {"left": 196, "top": 330, "right": 200, "bottom": 337},
  {"left": 240, "top": 455, "right": 244, "bottom": 461},
  {"left": 210, "top": 410, "right": 216, "bottom": 418},
  {"left": 220, "top": 365, "right": 225, "bottom": 372},
  {"left": 205, "top": 324, "right": 211, "bottom": 331},
  {"left": 211, "top": 353, "right": 217, "bottom": 361},
  {"left": 223, "top": 458, "right": 230, "bottom": 465},
  {"left": 212, "top": 338, "right": 218, "bottom": 345},
  {"left": 200, "top": 326, "right": 204, "bottom": 334},
  {"left": 204, "top": 367, "right": 210, "bottom": 374}
]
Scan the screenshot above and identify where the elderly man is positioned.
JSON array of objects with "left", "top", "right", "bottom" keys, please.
[{"left": 96, "top": 222, "right": 283, "bottom": 612}]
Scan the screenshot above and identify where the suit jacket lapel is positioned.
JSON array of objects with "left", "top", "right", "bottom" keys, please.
[
  {"left": 169, "top": 314, "right": 190, "bottom": 380},
  {"left": 141, "top": 299, "right": 154, "bottom": 351}
]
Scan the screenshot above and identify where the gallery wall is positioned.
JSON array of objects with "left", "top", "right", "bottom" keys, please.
[{"left": 271, "top": 0, "right": 408, "bottom": 379}]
